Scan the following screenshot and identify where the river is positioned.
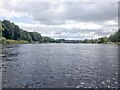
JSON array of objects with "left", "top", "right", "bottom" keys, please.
[{"left": 1, "top": 44, "right": 119, "bottom": 88}]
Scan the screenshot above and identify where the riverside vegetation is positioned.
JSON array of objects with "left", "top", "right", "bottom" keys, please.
[{"left": 0, "top": 20, "right": 120, "bottom": 44}]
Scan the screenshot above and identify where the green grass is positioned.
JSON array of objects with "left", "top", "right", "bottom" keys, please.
[
  {"left": 107, "top": 42, "right": 120, "bottom": 45},
  {"left": 0, "top": 38, "right": 29, "bottom": 44},
  {"left": 115, "top": 42, "right": 120, "bottom": 45}
]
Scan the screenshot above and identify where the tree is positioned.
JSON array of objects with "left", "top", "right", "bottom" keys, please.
[
  {"left": 109, "top": 30, "right": 120, "bottom": 42},
  {"left": 29, "top": 32, "right": 42, "bottom": 43},
  {"left": 42, "top": 36, "right": 55, "bottom": 43},
  {"left": 14, "top": 25, "right": 22, "bottom": 40},
  {"left": 2, "top": 20, "right": 15, "bottom": 39},
  {"left": 1, "top": 20, "right": 43, "bottom": 43}
]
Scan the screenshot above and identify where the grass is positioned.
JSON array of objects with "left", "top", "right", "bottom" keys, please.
[
  {"left": 0, "top": 38, "right": 29, "bottom": 44},
  {"left": 115, "top": 42, "right": 120, "bottom": 45}
]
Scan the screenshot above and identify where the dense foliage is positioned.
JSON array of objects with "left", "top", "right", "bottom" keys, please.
[
  {"left": 1, "top": 20, "right": 43, "bottom": 43},
  {"left": 42, "top": 36, "right": 55, "bottom": 43},
  {"left": 109, "top": 29, "right": 120, "bottom": 42}
]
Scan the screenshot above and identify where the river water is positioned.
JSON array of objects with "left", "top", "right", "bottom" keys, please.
[{"left": 1, "top": 44, "right": 119, "bottom": 88}]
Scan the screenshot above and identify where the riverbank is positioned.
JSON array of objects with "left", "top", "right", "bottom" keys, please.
[
  {"left": 0, "top": 38, "right": 29, "bottom": 44},
  {"left": 1, "top": 39, "right": 120, "bottom": 45}
]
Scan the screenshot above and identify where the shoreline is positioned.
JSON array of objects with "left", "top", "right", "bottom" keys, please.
[
  {"left": 1, "top": 39, "right": 120, "bottom": 45},
  {"left": 1, "top": 42, "right": 120, "bottom": 45}
]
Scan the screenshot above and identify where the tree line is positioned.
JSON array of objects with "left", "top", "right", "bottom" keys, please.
[
  {"left": 1, "top": 20, "right": 43, "bottom": 43},
  {"left": 80, "top": 30, "right": 120, "bottom": 44},
  {"left": 0, "top": 20, "right": 120, "bottom": 44},
  {"left": 0, "top": 20, "right": 55, "bottom": 43}
]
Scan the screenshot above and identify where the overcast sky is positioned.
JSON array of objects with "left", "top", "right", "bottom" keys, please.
[{"left": 0, "top": 0, "right": 119, "bottom": 40}]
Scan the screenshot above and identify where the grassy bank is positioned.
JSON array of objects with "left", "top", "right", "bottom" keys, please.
[
  {"left": 114, "top": 42, "right": 120, "bottom": 45},
  {"left": 107, "top": 42, "right": 120, "bottom": 45},
  {"left": 0, "top": 38, "right": 29, "bottom": 44}
]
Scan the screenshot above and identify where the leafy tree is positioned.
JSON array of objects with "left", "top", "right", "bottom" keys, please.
[
  {"left": 2, "top": 20, "right": 15, "bottom": 39},
  {"left": 21, "top": 31, "right": 32, "bottom": 42},
  {"left": 42, "top": 36, "right": 55, "bottom": 43},
  {"left": 109, "top": 30, "right": 120, "bottom": 42},
  {"left": 14, "top": 25, "right": 22, "bottom": 40},
  {"left": 1, "top": 20, "right": 43, "bottom": 43},
  {"left": 29, "top": 32, "right": 42, "bottom": 43}
]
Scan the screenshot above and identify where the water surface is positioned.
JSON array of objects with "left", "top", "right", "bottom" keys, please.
[{"left": 2, "top": 44, "right": 118, "bottom": 88}]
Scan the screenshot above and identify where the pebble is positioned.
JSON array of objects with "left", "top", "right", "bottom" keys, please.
[
  {"left": 64, "top": 83, "right": 67, "bottom": 85},
  {"left": 80, "top": 82, "right": 85, "bottom": 85},
  {"left": 113, "top": 78, "right": 116, "bottom": 80},
  {"left": 106, "top": 80, "right": 110, "bottom": 83},
  {"left": 114, "top": 82, "right": 118, "bottom": 84},
  {"left": 76, "top": 86, "right": 80, "bottom": 88},
  {"left": 112, "top": 65, "right": 116, "bottom": 67},
  {"left": 115, "top": 72, "right": 118, "bottom": 75},
  {"left": 101, "top": 81, "right": 105, "bottom": 85}
]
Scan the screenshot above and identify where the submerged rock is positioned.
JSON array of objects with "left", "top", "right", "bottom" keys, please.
[{"left": 101, "top": 81, "right": 105, "bottom": 85}]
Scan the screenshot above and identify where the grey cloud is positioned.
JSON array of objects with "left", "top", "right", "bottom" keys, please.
[
  {"left": 20, "top": 24, "right": 115, "bottom": 39},
  {"left": 1, "top": 1, "right": 118, "bottom": 39},
  {"left": 1, "top": 1, "right": 118, "bottom": 24},
  {"left": 30, "top": 2, "right": 118, "bottom": 24},
  {"left": 63, "top": 3, "right": 116, "bottom": 21}
]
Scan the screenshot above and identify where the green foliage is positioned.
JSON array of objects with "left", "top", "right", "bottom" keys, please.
[
  {"left": 1, "top": 20, "right": 43, "bottom": 43},
  {"left": 29, "top": 32, "right": 42, "bottom": 43},
  {"left": 13, "top": 25, "right": 22, "bottom": 40},
  {"left": 42, "top": 36, "right": 55, "bottom": 43},
  {"left": 109, "top": 29, "right": 120, "bottom": 42},
  {"left": 1, "top": 39, "right": 29, "bottom": 44},
  {"left": 0, "top": 37, "right": 6, "bottom": 44},
  {"left": 98, "top": 37, "right": 108, "bottom": 44},
  {"left": 6, "top": 40, "right": 18, "bottom": 44},
  {"left": 2, "top": 20, "right": 15, "bottom": 39},
  {"left": 0, "top": 20, "right": 2, "bottom": 38},
  {"left": 17, "top": 40, "right": 29, "bottom": 44},
  {"left": 82, "top": 39, "right": 90, "bottom": 43}
]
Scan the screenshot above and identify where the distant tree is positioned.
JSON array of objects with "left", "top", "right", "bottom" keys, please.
[
  {"left": 109, "top": 30, "right": 120, "bottom": 42},
  {"left": 21, "top": 31, "right": 32, "bottom": 42},
  {"left": 42, "top": 36, "right": 55, "bottom": 43},
  {"left": 55, "top": 39, "right": 65, "bottom": 43},
  {"left": 82, "top": 39, "right": 89, "bottom": 43},
  {"left": 98, "top": 37, "right": 104, "bottom": 43},
  {"left": 29, "top": 32, "right": 42, "bottom": 43}
]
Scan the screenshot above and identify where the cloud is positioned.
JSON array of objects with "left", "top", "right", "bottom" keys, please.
[
  {"left": 0, "top": 1, "right": 118, "bottom": 24},
  {"left": 0, "top": 0, "right": 118, "bottom": 40},
  {"left": 16, "top": 21, "right": 117, "bottom": 40}
]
